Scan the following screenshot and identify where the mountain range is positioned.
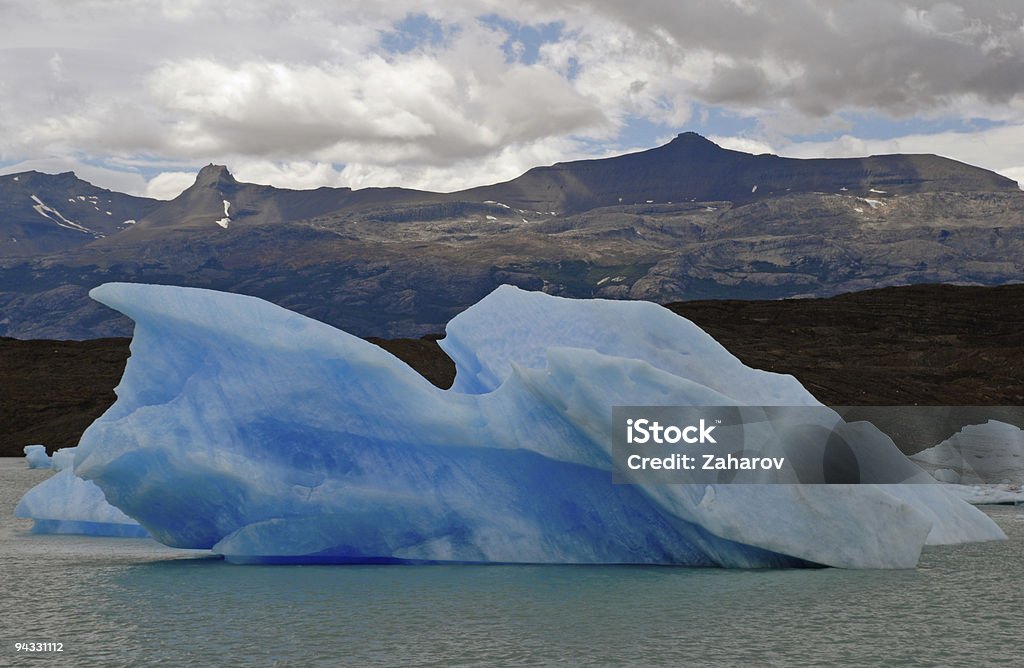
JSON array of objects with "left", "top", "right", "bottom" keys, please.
[{"left": 1, "top": 132, "right": 1022, "bottom": 339}]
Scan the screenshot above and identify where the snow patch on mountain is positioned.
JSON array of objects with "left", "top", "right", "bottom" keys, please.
[
  {"left": 30, "top": 195, "right": 96, "bottom": 235},
  {"left": 215, "top": 199, "right": 231, "bottom": 229}
]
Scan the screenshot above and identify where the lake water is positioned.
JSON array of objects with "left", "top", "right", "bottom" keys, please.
[{"left": 2, "top": 458, "right": 1021, "bottom": 667}]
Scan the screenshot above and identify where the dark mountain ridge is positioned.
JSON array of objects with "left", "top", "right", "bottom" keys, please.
[
  {"left": 0, "top": 171, "right": 160, "bottom": 256},
  {"left": 8, "top": 132, "right": 1016, "bottom": 250},
  {"left": 109, "top": 164, "right": 447, "bottom": 242},
  {"left": 1, "top": 133, "right": 1022, "bottom": 339},
  {"left": 462, "top": 132, "right": 1019, "bottom": 213}
]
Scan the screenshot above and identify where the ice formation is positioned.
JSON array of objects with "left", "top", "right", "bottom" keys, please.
[
  {"left": 23, "top": 444, "right": 51, "bottom": 469},
  {"left": 15, "top": 447, "right": 148, "bottom": 537},
  {"left": 912, "top": 421, "right": 1024, "bottom": 505},
  {"left": 47, "top": 283, "right": 1004, "bottom": 568},
  {"left": 911, "top": 420, "right": 1024, "bottom": 485}
]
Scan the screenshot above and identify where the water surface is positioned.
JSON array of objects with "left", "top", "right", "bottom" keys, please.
[{"left": 2, "top": 458, "right": 1020, "bottom": 667}]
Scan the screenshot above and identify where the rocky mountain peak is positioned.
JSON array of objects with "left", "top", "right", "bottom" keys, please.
[
  {"left": 193, "top": 164, "right": 237, "bottom": 189},
  {"left": 658, "top": 132, "right": 730, "bottom": 159}
]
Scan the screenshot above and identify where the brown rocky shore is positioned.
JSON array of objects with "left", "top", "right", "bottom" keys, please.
[{"left": 2, "top": 283, "right": 1021, "bottom": 457}]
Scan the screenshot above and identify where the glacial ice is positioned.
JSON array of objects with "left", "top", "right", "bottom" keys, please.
[
  {"left": 23, "top": 444, "right": 51, "bottom": 469},
  {"left": 912, "top": 421, "right": 1024, "bottom": 505},
  {"left": 15, "top": 447, "right": 148, "bottom": 537},
  {"left": 48, "top": 283, "right": 1005, "bottom": 568},
  {"left": 439, "top": 287, "right": 813, "bottom": 403},
  {"left": 911, "top": 420, "right": 1024, "bottom": 485}
]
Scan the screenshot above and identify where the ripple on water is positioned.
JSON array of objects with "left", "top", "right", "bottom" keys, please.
[{"left": 2, "top": 458, "right": 1021, "bottom": 666}]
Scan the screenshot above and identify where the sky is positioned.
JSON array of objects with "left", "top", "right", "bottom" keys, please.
[{"left": 1, "top": 0, "right": 1022, "bottom": 199}]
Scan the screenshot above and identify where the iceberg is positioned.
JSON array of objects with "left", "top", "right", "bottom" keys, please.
[
  {"left": 54, "top": 283, "right": 1002, "bottom": 568},
  {"left": 23, "top": 444, "right": 52, "bottom": 469},
  {"left": 15, "top": 447, "right": 148, "bottom": 537},
  {"left": 911, "top": 420, "right": 1024, "bottom": 485},
  {"left": 911, "top": 421, "right": 1024, "bottom": 505}
]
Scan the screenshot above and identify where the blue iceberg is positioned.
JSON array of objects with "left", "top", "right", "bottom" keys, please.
[
  {"left": 15, "top": 447, "right": 148, "bottom": 537},
  {"left": 44, "top": 283, "right": 1003, "bottom": 567},
  {"left": 23, "top": 444, "right": 52, "bottom": 469}
]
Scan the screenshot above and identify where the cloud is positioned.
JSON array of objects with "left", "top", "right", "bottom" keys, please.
[
  {"left": 0, "top": 157, "right": 148, "bottom": 194},
  {"left": 778, "top": 123, "right": 1024, "bottom": 178},
  {"left": 143, "top": 29, "right": 603, "bottom": 164},
  {"left": 1, "top": 1, "right": 1023, "bottom": 194},
  {"left": 708, "top": 135, "right": 775, "bottom": 156},
  {"left": 563, "top": 0, "right": 1024, "bottom": 123},
  {"left": 711, "top": 122, "right": 1024, "bottom": 188},
  {"left": 144, "top": 172, "right": 198, "bottom": 200},
  {"left": 1000, "top": 167, "right": 1024, "bottom": 189}
]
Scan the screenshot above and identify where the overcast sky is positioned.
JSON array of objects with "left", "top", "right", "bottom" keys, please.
[{"left": 1, "top": 0, "right": 1022, "bottom": 198}]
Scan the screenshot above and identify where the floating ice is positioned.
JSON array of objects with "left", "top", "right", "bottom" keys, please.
[
  {"left": 15, "top": 448, "right": 148, "bottom": 537},
  {"left": 946, "top": 485, "right": 1024, "bottom": 505},
  {"left": 912, "top": 421, "right": 1024, "bottom": 505},
  {"left": 63, "top": 284, "right": 1003, "bottom": 568},
  {"left": 23, "top": 444, "right": 51, "bottom": 469},
  {"left": 912, "top": 421, "right": 1024, "bottom": 485}
]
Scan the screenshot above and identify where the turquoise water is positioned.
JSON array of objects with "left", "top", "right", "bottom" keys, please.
[{"left": 2, "top": 458, "right": 1021, "bottom": 667}]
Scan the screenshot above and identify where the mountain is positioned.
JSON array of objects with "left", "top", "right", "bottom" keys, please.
[
  {"left": 108, "top": 164, "right": 444, "bottom": 242},
  {"left": 462, "top": 132, "right": 1019, "bottom": 214},
  {"left": 0, "top": 133, "right": 1022, "bottom": 339},
  {"left": 0, "top": 171, "right": 159, "bottom": 256}
]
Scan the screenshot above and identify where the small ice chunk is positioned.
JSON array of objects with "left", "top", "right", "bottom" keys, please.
[
  {"left": 931, "top": 468, "right": 961, "bottom": 484},
  {"left": 24, "top": 445, "right": 51, "bottom": 469},
  {"left": 15, "top": 447, "right": 148, "bottom": 537},
  {"left": 912, "top": 421, "right": 1024, "bottom": 485}
]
